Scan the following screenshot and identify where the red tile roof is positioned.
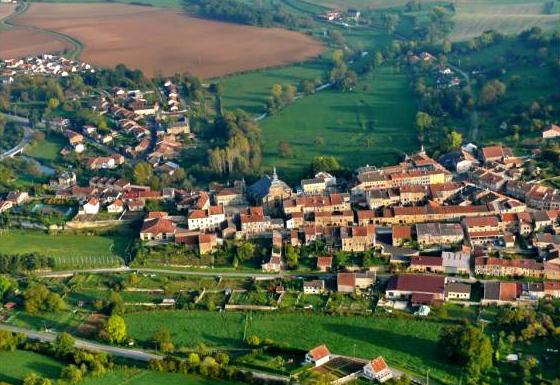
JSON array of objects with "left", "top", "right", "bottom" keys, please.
[
  {"left": 410, "top": 256, "right": 443, "bottom": 267},
  {"left": 308, "top": 344, "right": 330, "bottom": 360},
  {"left": 370, "top": 356, "right": 389, "bottom": 373},
  {"left": 386, "top": 274, "right": 445, "bottom": 294}
]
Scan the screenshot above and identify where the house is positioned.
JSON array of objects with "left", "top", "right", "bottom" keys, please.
[
  {"left": 463, "top": 216, "right": 503, "bottom": 246},
  {"left": 127, "top": 199, "right": 145, "bottom": 212},
  {"left": 107, "top": 199, "right": 124, "bottom": 213},
  {"left": 303, "top": 280, "right": 325, "bottom": 294},
  {"left": 305, "top": 345, "right": 331, "bottom": 367},
  {"left": 49, "top": 171, "right": 77, "bottom": 190},
  {"left": 81, "top": 198, "right": 100, "bottom": 215},
  {"left": 317, "top": 256, "right": 333, "bottom": 272},
  {"left": 441, "top": 251, "right": 471, "bottom": 275},
  {"left": 140, "top": 216, "right": 177, "bottom": 241},
  {"left": 215, "top": 188, "right": 246, "bottom": 207},
  {"left": 542, "top": 124, "right": 560, "bottom": 139},
  {"left": 385, "top": 274, "right": 446, "bottom": 303},
  {"left": 481, "top": 145, "right": 513, "bottom": 163},
  {"left": 187, "top": 206, "right": 226, "bottom": 231},
  {"left": 409, "top": 256, "right": 443, "bottom": 273},
  {"left": 363, "top": 356, "right": 393, "bottom": 383},
  {"left": 0, "top": 200, "right": 13, "bottom": 213},
  {"left": 337, "top": 272, "right": 375, "bottom": 293},
  {"left": 340, "top": 225, "right": 376, "bottom": 252},
  {"left": 6, "top": 191, "right": 29, "bottom": 205},
  {"left": 445, "top": 282, "right": 471, "bottom": 300},
  {"left": 198, "top": 233, "right": 218, "bottom": 255},
  {"left": 475, "top": 257, "right": 544, "bottom": 278},
  {"left": 392, "top": 225, "right": 413, "bottom": 246},
  {"left": 481, "top": 281, "right": 520, "bottom": 306},
  {"left": 416, "top": 222, "right": 464, "bottom": 246},
  {"left": 438, "top": 149, "right": 480, "bottom": 174}
]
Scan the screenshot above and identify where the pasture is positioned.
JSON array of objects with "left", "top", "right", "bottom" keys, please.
[
  {"left": 0, "top": 350, "right": 63, "bottom": 384},
  {"left": 124, "top": 310, "right": 458, "bottom": 384},
  {"left": 260, "top": 65, "right": 418, "bottom": 182},
  {"left": 450, "top": 0, "right": 560, "bottom": 41},
  {"left": 12, "top": 3, "right": 324, "bottom": 78},
  {"left": 0, "top": 229, "right": 128, "bottom": 267},
  {"left": 79, "top": 368, "right": 244, "bottom": 385}
]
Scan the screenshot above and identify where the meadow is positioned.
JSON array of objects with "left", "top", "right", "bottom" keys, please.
[
  {"left": 124, "top": 310, "right": 459, "bottom": 384},
  {"left": 79, "top": 368, "right": 244, "bottom": 385},
  {"left": 25, "top": 132, "right": 66, "bottom": 163},
  {"left": 0, "top": 229, "right": 129, "bottom": 267},
  {"left": 261, "top": 65, "right": 418, "bottom": 182},
  {"left": 450, "top": 0, "right": 560, "bottom": 41},
  {"left": 0, "top": 350, "right": 63, "bottom": 384}
]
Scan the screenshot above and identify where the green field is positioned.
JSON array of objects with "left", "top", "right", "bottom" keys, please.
[
  {"left": 0, "top": 350, "right": 63, "bottom": 384},
  {"left": 450, "top": 0, "right": 560, "bottom": 41},
  {"left": 80, "top": 368, "right": 244, "bottom": 385},
  {"left": 125, "top": 310, "right": 458, "bottom": 384},
  {"left": 220, "top": 59, "right": 328, "bottom": 115},
  {"left": 28, "top": 0, "right": 183, "bottom": 9},
  {"left": 0, "top": 230, "right": 129, "bottom": 267},
  {"left": 261, "top": 65, "right": 418, "bottom": 181},
  {"left": 25, "top": 133, "right": 66, "bottom": 163}
]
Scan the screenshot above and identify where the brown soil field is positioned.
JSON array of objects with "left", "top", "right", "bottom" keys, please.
[
  {"left": 15, "top": 3, "right": 325, "bottom": 78},
  {"left": 0, "top": 27, "right": 71, "bottom": 59},
  {"left": 0, "top": 3, "right": 71, "bottom": 59}
]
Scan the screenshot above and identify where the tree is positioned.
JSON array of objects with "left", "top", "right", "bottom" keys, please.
[
  {"left": 103, "top": 314, "right": 127, "bottom": 344},
  {"left": 53, "top": 332, "right": 75, "bottom": 357},
  {"left": 311, "top": 156, "right": 341, "bottom": 174},
  {"left": 285, "top": 244, "right": 299, "bottom": 269},
  {"left": 246, "top": 335, "right": 260, "bottom": 347},
  {"left": 236, "top": 242, "right": 255, "bottom": 261},
  {"left": 151, "top": 326, "right": 174, "bottom": 354},
  {"left": 23, "top": 373, "right": 52, "bottom": 385},
  {"left": 61, "top": 364, "right": 83, "bottom": 384},
  {"left": 278, "top": 141, "right": 293, "bottom": 158},
  {"left": 0, "top": 274, "right": 16, "bottom": 300},
  {"left": 187, "top": 352, "right": 201, "bottom": 368},
  {"left": 439, "top": 325, "right": 493, "bottom": 383},
  {"left": 109, "top": 291, "right": 125, "bottom": 316},
  {"left": 24, "top": 284, "right": 65, "bottom": 314},
  {"left": 415, "top": 111, "right": 433, "bottom": 131},
  {"left": 0, "top": 330, "right": 24, "bottom": 351},
  {"left": 449, "top": 130, "right": 463, "bottom": 150},
  {"left": 480, "top": 80, "right": 507, "bottom": 107},
  {"left": 132, "top": 162, "right": 153, "bottom": 185}
]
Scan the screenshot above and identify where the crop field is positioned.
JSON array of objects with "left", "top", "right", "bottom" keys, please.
[
  {"left": 12, "top": 3, "right": 324, "bottom": 78},
  {"left": 450, "top": 0, "right": 560, "bottom": 41},
  {"left": 261, "top": 65, "right": 418, "bottom": 182},
  {"left": 0, "top": 229, "right": 128, "bottom": 267},
  {"left": 0, "top": 26, "right": 71, "bottom": 59},
  {"left": 307, "top": 0, "right": 410, "bottom": 9},
  {"left": 0, "top": 350, "right": 63, "bottom": 384},
  {"left": 125, "top": 310, "right": 458, "bottom": 383}
]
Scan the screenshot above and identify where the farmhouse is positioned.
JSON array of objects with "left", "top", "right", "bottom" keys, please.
[
  {"left": 140, "top": 215, "right": 177, "bottom": 241},
  {"left": 305, "top": 345, "right": 331, "bottom": 367},
  {"left": 363, "top": 356, "right": 393, "bottom": 383}
]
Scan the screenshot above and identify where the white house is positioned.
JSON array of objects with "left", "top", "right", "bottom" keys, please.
[
  {"left": 305, "top": 345, "right": 331, "bottom": 367},
  {"left": 303, "top": 280, "right": 325, "bottom": 295},
  {"left": 363, "top": 356, "right": 393, "bottom": 383},
  {"left": 107, "top": 199, "right": 124, "bottom": 213},
  {"left": 82, "top": 197, "right": 100, "bottom": 215},
  {"left": 187, "top": 206, "right": 226, "bottom": 231}
]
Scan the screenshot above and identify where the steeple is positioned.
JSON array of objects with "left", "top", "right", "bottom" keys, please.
[
  {"left": 420, "top": 144, "right": 425, "bottom": 155},
  {"left": 272, "top": 167, "right": 278, "bottom": 182}
]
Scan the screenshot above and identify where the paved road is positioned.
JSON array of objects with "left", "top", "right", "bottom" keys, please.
[
  {"left": 0, "top": 124, "right": 34, "bottom": 161},
  {"left": 0, "top": 324, "right": 161, "bottom": 362}
]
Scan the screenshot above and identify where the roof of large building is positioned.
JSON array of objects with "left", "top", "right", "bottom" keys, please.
[{"left": 386, "top": 274, "right": 446, "bottom": 294}]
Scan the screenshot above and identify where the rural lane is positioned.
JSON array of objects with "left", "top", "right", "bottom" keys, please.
[
  {"left": 0, "top": 324, "right": 161, "bottom": 362},
  {"left": 0, "top": 114, "right": 35, "bottom": 161}
]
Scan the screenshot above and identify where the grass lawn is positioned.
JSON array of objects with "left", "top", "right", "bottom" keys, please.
[
  {"left": 0, "top": 350, "right": 63, "bottom": 384},
  {"left": 9, "top": 310, "right": 88, "bottom": 333},
  {"left": 260, "top": 65, "right": 418, "bottom": 182},
  {"left": 0, "top": 229, "right": 129, "bottom": 267},
  {"left": 79, "top": 367, "right": 244, "bottom": 385},
  {"left": 124, "top": 310, "right": 459, "bottom": 384},
  {"left": 450, "top": 0, "right": 560, "bottom": 41},
  {"left": 25, "top": 132, "right": 66, "bottom": 163}
]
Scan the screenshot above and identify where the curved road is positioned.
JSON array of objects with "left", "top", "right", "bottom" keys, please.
[{"left": 0, "top": 114, "right": 34, "bottom": 161}]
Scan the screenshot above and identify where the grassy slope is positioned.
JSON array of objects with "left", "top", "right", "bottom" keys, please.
[
  {"left": 0, "top": 229, "right": 129, "bottom": 261},
  {"left": 0, "top": 350, "right": 63, "bottom": 384},
  {"left": 25, "top": 132, "right": 66, "bottom": 162},
  {"left": 450, "top": 0, "right": 560, "bottom": 41},
  {"left": 261, "top": 65, "right": 418, "bottom": 182},
  {"left": 80, "top": 368, "right": 243, "bottom": 385},
  {"left": 125, "top": 310, "right": 458, "bottom": 384}
]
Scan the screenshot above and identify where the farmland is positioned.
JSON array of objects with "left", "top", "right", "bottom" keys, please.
[
  {"left": 450, "top": 0, "right": 560, "bottom": 41},
  {"left": 11, "top": 3, "right": 324, "bottom": 78},
  {"left": 260, "top": 65, "right": 418, "bottom": 181},
  {"left": 125, "top": 310, "right": 458, "bottom": 384},
  {"left": 0, "top": 229, "right": 129, "bottom": 267}
]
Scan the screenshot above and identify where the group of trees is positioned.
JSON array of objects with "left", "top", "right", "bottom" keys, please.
[
  {"left": 266, "top": 83, "right": 297, "bottom": 114},
  {"left": 329, "top": 50, "right": 358, "bottom": 91},
  {"left": 184, "top": 0, "right": 311, "bottom": 29},
  {"left": 24, "top": 284, "right": 66, "bottom": 314},
  {"left": 207, "top": 110, "right": 262, "bottom": 176},
  {"left": 0, "top": 253, "right": 55, "bottom": 274},
  {"left": 438, "top": 324, "right": 493, "bottom": 385},
  {"left": 148, "top": 346, "right": 233, "bottom": 379}
]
